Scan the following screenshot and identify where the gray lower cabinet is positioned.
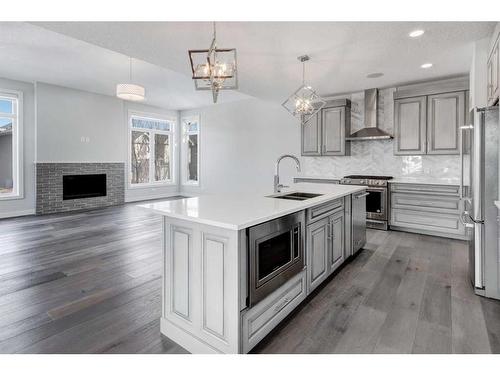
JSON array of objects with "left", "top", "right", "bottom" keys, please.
[
  {"left": 306, "top": 217, "right": 330, "bottom": 292},
  {"left": 389, "top": 183, "right": 465, "bottom": 239},
  {"left": 394, "top": 96, "right": 427, "bottom": 155},
  {"left": 241, "top": 270, "right": 307, "bottom": 353},
  {"left": 301, "top": 99, "right": 351, "bottom": 157},
  {"left": 426, "top": 91, "right": 464, "bottom": 155},
  {"left": 306, "top": 202, "right": 346, "bottom": 293},
  {"left": 329, "top": 211, "right": 344, "bottom": 272}
]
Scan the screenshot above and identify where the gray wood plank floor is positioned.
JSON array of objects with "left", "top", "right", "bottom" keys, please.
[{"left": 0, "top": 202, "right": 499, "bottom": 354}]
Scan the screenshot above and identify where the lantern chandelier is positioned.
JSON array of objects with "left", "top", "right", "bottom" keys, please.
[
  {"left": 188, "top": 22, "right": 238, "bottom": 103},
  {"left": 116, "top": 57, "right": 146, "bottom": 102},
  {"left": 282, "top": 55, "right": 326, "bottom": 124}
]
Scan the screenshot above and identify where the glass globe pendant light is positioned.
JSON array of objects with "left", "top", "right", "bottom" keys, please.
[{"left": 282, "top": 55, "right": 326, "bottom": 124}]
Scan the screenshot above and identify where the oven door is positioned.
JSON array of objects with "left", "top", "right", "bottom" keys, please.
[
  {"left": 248, "top": 211, "right": 305, "bottom": 307},
  {"left": 365, "top": 187, "right": 387, "bottom": 221}
]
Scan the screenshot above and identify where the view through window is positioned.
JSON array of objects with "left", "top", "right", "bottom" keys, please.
[
  {"left": 182, "top": 116, "right": 200, "bottom": 185},
  {"left": 0, "top": 92, "right": 19, "bottom": 198},
  {"left": 130, "top": 114, "right": 176, "bottom": 185}
]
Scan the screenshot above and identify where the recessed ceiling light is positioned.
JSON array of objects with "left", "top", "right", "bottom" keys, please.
[
  {"left": 409, "top": 29, "right": 425, "bottom": 38},
  {"left": 366, "top": 72, "right": 384, "bottom": 78},
  {"left": 421, "top": 63, "right": 433, "bottom": 69}
]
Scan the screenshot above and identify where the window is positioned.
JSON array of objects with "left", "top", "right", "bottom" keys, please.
[
  {"left": 181, "top": 115, "right": 200, "bottom": 185},
  {"left": 0, "top": 91, "right": 21, "bottom": 199},
  {"left": 129, "top": 113, "right": 176, "bottom": 186}
]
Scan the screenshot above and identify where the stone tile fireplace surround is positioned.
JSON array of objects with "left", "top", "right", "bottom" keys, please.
[{"left": 36, "top": 163, "right": 125, "bottom": 215}]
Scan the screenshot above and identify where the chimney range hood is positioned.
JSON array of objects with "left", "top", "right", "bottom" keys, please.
[{"left": 346, "top": 88, "right": 393, "bottom": 141}]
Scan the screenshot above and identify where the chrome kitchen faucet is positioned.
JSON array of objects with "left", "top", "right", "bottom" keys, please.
[{"left": 274, "top": 154, "right": 301, "bottom": 193}]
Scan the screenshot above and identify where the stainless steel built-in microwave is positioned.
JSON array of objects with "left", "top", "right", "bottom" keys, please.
[{"left": 247, "top": 211, "right": 305, "bottom": 307}]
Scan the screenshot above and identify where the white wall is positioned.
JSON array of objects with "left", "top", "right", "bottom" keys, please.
[
  {"left": 180, "top": 98, "right": 301, "bottom": 196},
  {"left": 35, "top": 82, "right": 181, "bottom": 203},
  {"left": 36, "top": 82, "right": 125, "bottom": 163},
  {"left": 0, "top": 77, "right": 36, "bottom": 218}
]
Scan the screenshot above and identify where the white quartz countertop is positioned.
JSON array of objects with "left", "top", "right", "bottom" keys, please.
[{"left": 138, "top": 183, "right": 365, "bottom": 230}]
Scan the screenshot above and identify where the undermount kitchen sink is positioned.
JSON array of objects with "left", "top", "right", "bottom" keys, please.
[{"left": 271, "top": 192, "right": 323, "bottom": 201}]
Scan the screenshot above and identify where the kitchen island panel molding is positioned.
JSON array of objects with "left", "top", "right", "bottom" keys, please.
[{"left": 162, "top": 217, "right": 241, "bottom": 354}]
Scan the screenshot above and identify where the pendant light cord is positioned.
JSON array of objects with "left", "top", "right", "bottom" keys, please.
[
  {"left": 302, "top": 61, "right": 305, "bottom": 86},
  {"left": 129, "top": 57, "right": 133, "bottom": 83}
]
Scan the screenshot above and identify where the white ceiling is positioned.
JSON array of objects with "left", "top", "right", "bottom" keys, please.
[
  {"left": 0, "top": 22, "right": 250, "bottom": 110},
  {"left": 0, "top": 22, "right": 496, "bottom": 109}
]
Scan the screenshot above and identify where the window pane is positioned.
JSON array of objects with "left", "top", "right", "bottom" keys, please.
[
  {"left": 187, "top": 134, "right": 198, "bottom": 182},
  {"left": 0, "top": 117, "right": 13, "bottom": 194},
  {"left": 132, "top": 116, "right": 171, "bottom": 131},
  {"left": 0, "top": 99, "right": 13, "bottom": 114},
  {"left": 184, "top": 120, "right": 198, "bottom": 132},
  {"left": 131, "top": 131, "right": 150, "bottom": 184},
  {"left": 154, "top": 134, "right": 170, "bottom": 181}
]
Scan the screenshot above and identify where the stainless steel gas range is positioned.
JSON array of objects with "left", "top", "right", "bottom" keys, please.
[{"left": 340, "top": 175, "right": 393, "bottom": 230}]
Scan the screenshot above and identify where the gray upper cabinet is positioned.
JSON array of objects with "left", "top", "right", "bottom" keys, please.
[
  {"left": 301, "top": 99, "right": 350, "bottom": 157},
  {"left": 301, "top": 112, "right": 322, "bottom": 156},
  {"left": 393, "top": 76, "right": 469, "bottom": 156},
  {"left": 426, "top": 91, "right": 464, "bottom": 155},
  {"left": 487, "top": 33, "right": 499, "bottom": 106},
  {"left": 394, "top": 96, "right": 427, "bottom": 155},
  {"left": 322, "top": 106, "right": 347, "bottom": 156}
]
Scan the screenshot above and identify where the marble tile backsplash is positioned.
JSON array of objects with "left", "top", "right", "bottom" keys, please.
[{"left": 301, "top": 88, "right": 460, "bottom": 180}]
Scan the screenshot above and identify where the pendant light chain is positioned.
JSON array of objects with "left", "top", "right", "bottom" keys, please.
[{"left": 302, "top": 60, "right": 306, "bottom": 86}]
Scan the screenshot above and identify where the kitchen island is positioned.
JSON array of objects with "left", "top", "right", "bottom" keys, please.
[{"left": 139, "top": 183, "right": 366, "bottom": 353}]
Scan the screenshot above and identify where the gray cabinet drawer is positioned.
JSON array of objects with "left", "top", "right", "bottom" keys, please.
[
  {"left": 390, "top": 183, "right": 459, "bottom": 196},
  {"left": 242, "top": 270, "right": 307, "bottom": 353},
  {"left": 390, "top": 208, "right": 464, "bottom": 236},
  {"left": 307, "top": 198, "right": 343, "bottom": 224},
  {"left": 391, "top": 192, "right": 461, "bottom": 214}
]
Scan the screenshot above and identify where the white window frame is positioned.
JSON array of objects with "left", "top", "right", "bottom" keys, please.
[
  {"left": 127, "top": 110, "right": 177, "bottom": 188},
  {"left": 0, "top": 89, "right": 23, "bottom": 201},
  {"left": 181, "top": 115, "right": 200, "bottom": 186}
]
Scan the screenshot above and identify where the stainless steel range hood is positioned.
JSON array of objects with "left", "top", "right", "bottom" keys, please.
[{"left": 346, "top": 88, "right": 393, "bottom": 141}]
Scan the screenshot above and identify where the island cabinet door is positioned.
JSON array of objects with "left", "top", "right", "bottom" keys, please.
[
  {"left": 394, "top": 96, "right": 427, "bottom": 155},
  {"left": 426, "top": 91, "right": 464, "bottom": 155},
  {"left": 329, "top": 211, "right": 345, "bottom": 273},
  {"left": 306, "top": 217, "right": 330, "bottom": 293},
  {"left": 164, "top": 223, "right": 196, "bottom": 328}
]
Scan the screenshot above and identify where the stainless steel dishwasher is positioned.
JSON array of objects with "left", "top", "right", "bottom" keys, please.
[{"left": 351, "top": 191, "right": 368, "bottom": 254}]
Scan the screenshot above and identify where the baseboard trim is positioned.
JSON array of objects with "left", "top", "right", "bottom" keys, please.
[
  {"left": 160, "top": 318, "right": 222, "bottom": 354},
  {"left": 389, "top": 225, "right": 467, "bottom": 240},
  {"left": 0, "top": 209, "right": 35, "bottom": 219}
]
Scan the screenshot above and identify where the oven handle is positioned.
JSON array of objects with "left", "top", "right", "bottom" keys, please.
[{"left": 354, "top": 192, "right": 370, "bottom": 199}]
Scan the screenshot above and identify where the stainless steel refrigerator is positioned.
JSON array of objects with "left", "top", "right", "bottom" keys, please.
[{"left": 461, "top": 105, "right": 499, "bottom": 300}]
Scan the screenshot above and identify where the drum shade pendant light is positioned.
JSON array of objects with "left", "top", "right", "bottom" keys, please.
[
  {"left": 116, "top": 57, "right": 145, "bottom": 102},
  {"left": 282, "top": 55, "right": 325, "bottom": 124},
  {"left": 188, "top": 22, "right": 238, "bottom": 103}
]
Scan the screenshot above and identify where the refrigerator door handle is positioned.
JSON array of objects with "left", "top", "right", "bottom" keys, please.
[{"left": 459, "top": 122, "right": 473, "bottom": 201}]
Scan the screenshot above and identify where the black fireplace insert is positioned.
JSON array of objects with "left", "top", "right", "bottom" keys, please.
[{"left": 63, "top": 174, "right": 107, "bottom": 200}]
